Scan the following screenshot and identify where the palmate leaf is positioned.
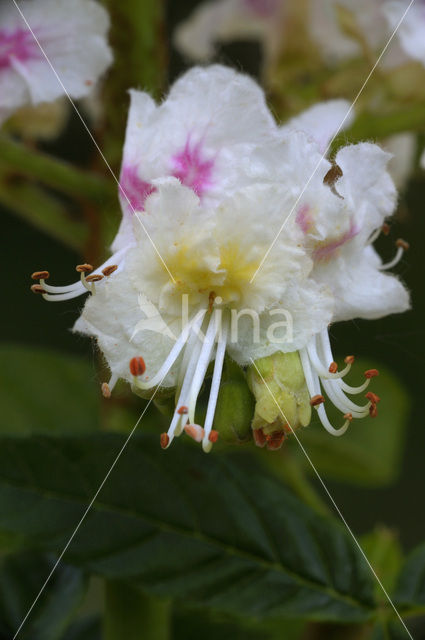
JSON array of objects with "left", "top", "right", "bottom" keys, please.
[
  {"left": 0, "top": 433, "right": 376, "bottom": 622},
  {"left": 0, "top": 552, "right": 87, "bottom": 640},
  {"left": 394, "top": 543, "right": 425, "bottom": 613}
]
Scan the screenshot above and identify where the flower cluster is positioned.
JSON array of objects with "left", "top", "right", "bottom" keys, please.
[
  {"left": 0, "top": 0, "right": 112, "bottom": 126},
  {"left": 32, "top": 66, "right": 410, "bottom": 451}
]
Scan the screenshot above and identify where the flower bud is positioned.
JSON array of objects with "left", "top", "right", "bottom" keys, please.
[
  {"left": 213, "top": 361, "right": 255, "bottom": 444},
  {"left": 247, "top": 351, "right": 311, "bottom": 448}
]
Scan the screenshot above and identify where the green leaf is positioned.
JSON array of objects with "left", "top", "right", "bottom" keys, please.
[
  {"left": 0, "top": 345, "right": 100, "bottom": 435},
  {"left": 361, "top": 528, "right": 403, "bottom": 598},
  {"left": 394, "top": 543, "right": 425, "bottom": 613},
  {"left": 0, "top": 551, "right": 87, "bottom": 640},
  {"left": 290, "top": 360, "right": 410, "bottom": 487},
  {"left": 62, "top": 617, "right": 101, "bottom": 640},
  {"left": 0, "top": 433, "right": 376, "bottom": 622}
]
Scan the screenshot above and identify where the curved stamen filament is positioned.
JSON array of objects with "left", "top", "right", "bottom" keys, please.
[
  {"left": 380, "top": 239, "right": 409, "bottom": 271},
  {"left": 202, "top": 313, "right": 229, "bottom": 452},
  {"left": 187, "top": 312, "right": 219, "bottom": 423}
]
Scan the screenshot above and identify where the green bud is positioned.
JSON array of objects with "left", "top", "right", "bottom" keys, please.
[
  {"left": 247, "top": 351, "right": 311, "bottom": 449},
  {"left": 213, "top": 360, "right": 255, "bottom": 444}
]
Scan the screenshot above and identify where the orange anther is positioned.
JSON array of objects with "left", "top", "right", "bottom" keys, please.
[
  {"left": 101, "top": 382, "right": 111, "bottom": 398},
  {"left": 364, "top": 368, "right": 379, "bottom": 379},
  {"left": 160, "top": 433, "right": 170, "bottom": 449},
  {"left": 208, "top": 430, "right": 219, "bottom": 443},
  {"left": 265, "top": 431, "right": 285, "bottom": 450},
  {"left": 329, "top": 361, "right": 338, "bottom": 374},
  {"left": 31, "top": 270, "right": 49, "bottom": 280},
  {"left": 102, "top": 265, "right": 118, "bottom": 277},
  {"left": 369, "top": 404, "right": 378, "bottom": 418},
  {"left": 396, "top": 238, "right": 409, "bottom": 251},
  {"left": 344, "top": 355, "right": 355, "bottom": 365},
  {"left": 129, "top": 356, "right": 146, "bottom": 376},
  {"left": 366, "top": 391, "right": 381, "bottom": 405},
  {"left": 85, "top": 274, "right": 104, "bottom": 283},
  {"left": 76, "top": 263, "right": 93, "bottom": 273},
  {"left": 30, "top": 284, "right": 46, "bottom": 294},
  {"left": 382, "top": 223, "right": 390, "bottom": 236},
  {"left": 310, "top": 394, "right": 325, "bottom": 407},
  {"left": 177, "top": 406, "right": 188, "bottom": 415},
  {"left": 344, "top": 413, "right": 353, "bottom": 421}
]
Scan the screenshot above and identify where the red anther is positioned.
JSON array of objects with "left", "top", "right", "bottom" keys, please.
[
  {"left": 177, "top": 405, "right": 188, "bottom": 415},
  {"left": 265, "top": 431, "right": 285, "bottom": 451},
  {"left": 329, "top": 361, "right": 338, "bottom": 374},
  {"left": 85, "top": 274, "right": 104, "bottom": 283},
  {"left": 129, "top": 356, "right": 146, "bottom": 376},
  {"left": 364, "top": 368, "right": 379, "bottom": 379},
  {"left": 102, "top": 265, "right": 118, "bottom": 277},
  {"left": 366, "top": 391, "right": 381, "bottom": 405},
  {"left": 76, "top": 263, "right": 93, "bottom": 273},
  {"left": 101, "top": 382, "right": 111, "bottom": 399},
  {"left": 396, "top": 238, "right": 409, "bottom": 251},
  {"left": 310, "top": 394, "right": 325, "bottom": 407},
  {"left": 343, "top": 413, "right": 353, "bottom": 422},
  {"left": 208, "top": 430, "right": 219, "bottom": 443},
  {"left": 160, "top": 433, "right": 170, "bottom": 449},
  {"left": 31, "top": 270, "right": 49, "bottom": 280},
  {"left": 344, "top": 355, "right": 355, "bottom": 365},
  {"left": 184, "top": 424, "right": 204, "bottom": 442},
  {"left": 208, "top": 291, "right": 216, "bottom": 313},
  {"left": 323, "top": 163, "right": 343, "bottom": 186},
  {"left": 382, "top": 223, "right": 391, "bottom": 236},
  {"left": 369, "top": 404, "right": 378, "bottom": 418},
  {"left": 253, "top": 428, "right": 267, "bottom": 448},
  {"left": 30, "top": 284, "right": 46, "bottom": 294}
]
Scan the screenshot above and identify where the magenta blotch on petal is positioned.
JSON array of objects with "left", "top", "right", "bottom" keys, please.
[
  {"left": 119, "top": 165, "right": 155, "bottom": 213},
  {"left": 171, "top": 136, "right": 215, "bottom": 197},
  {"left": 313, "top": 221, "right": 359, "bottom": 262},
  {"left": 0, "top": 28, "right": 41, "bottom": 69}
]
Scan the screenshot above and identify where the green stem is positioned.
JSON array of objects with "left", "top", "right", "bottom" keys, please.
[
  {"left": 0, "top": 171, "right": 87, "bottom": 251},
  {"left": 0, "top": 135, "right": 115, "bottom": 203},
  {"left": 104, "top": 580, "right": 171, "bottom": 640}
]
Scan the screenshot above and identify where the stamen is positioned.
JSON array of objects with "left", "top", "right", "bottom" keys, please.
[
  {"left": 102, "top": 265, "right": 118, "bottom": 276},
  {"left": 208, "top": 291, "right": 216, "bottom": 313},
  {"left": 344, "top": 413, "right": 353, "bottom": 421},
  {"left": 365, "top": 368, "right": 379, "bottom": 379},
  {"left": 380, "top": 238, "right": 409, "bottom": 270},
  {"left": 31, "top": 270, "right": 50, "bottom": 280},
  {"left": 365, "top": 391, "right": 380, "bottom": 404},
  {"left": 369, "top": 404, "right": 378, "bottom": 418},
  {"left": 31, "top": 284, "right": 47, "bottom": 294},
  {"left": 208, "top": 430, "right": 219, "bottom": 443},
  {"left": 329, "top": 361, "right": 338, "bottom": 374},
  {"left": 129, "top": 356, "right": 146, "bottom": 377},
  {"left": 160, "top": 433, "right": 170, "bottom": 449},
  {"left": 177, "top": 405, "right": 188, "bottom": 415},
  {"left": 345, "top": 355, "right": 355, "bottom": 364},
  {"left": 202, "top": 312, "right": 229, "bottom": 452},
  {"left": 265, "top": 431, "right": 285, "bottom": 451},
  {"left": 382, "top": 223, "right": 390, "bottom": 236},
  {"left": 86, "top": 274, "right": 104, "bottom": 283},
  {"left": 187, "top": 312, "right": 218, "bottom": 423},
  {"left": 76, "top": 263, "right": 93, "bottom": 273},
  {"left": 310, "top": 394, "right": 325, "bottom": 406},
  {"left": 184, "top": 423, "right": 204, "bottom": 442}
]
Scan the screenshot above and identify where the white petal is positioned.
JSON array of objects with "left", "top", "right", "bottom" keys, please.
[
  {"left": 383, "top": 0, "right": 425, "bottom": 65},
  {"left": 281, "top": 100, "right": 354, "bottom": 153},
  {"left": 335, "top": 143, "right": 396, "bottom": 238},
  {"left": 0, "top": 0, "right": 112, "bottom": 113},
  {"left": 314, "top": 245, "right": 410, "bottom": 321},
  {"left": 383, "top": 133, "right": 416, "bottom": 190}
]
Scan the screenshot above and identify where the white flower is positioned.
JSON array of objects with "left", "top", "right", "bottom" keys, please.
[
  {"left": 32, "top": 66, "right": 409, "bottom": 451},
  {"left": 383, "top": 0, "right": 425, "bottom": 66},
  {"left": 0, "top": 0, "right": 112, "bottom": 125},
  {"left": 173, "top": 0, "right": 285, "bottom": 69}
]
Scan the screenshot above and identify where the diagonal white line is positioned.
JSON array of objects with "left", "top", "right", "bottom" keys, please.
[
  {"left": 12, "top": 378, "right": 166, "bottom": 640},
  {"left": 11, "top": 0, "right": 176, "bottom": 284},
  {"left": 250, "top": 358, "right": 414, "bottom": 640},
  {"left": 250, "top": 0, "right": 416, "bottom": 284}
]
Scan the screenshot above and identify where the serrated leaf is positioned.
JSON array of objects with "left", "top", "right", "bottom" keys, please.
[
  {"left": 0, "top": 434, "right": 376, "bottom": 622},
  {"left": 0, "top": 552, "right": 87, "bottom": 640},
  {"left": 0, "top": 345, "right": 100, "bottom": 435},
  {"left": 394, "top": 543, "right": 425, "bottom": 612},
  {"left": 290, "top": 361, "right": 410, "bottom": 487}
]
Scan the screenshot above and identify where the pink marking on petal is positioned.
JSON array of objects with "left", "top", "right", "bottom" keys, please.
[
  {"left": 119, "top": 165, "right": 155, "bottom": 213},
  {"left": 0, "top": 28, "right": 41, "bottom": 70},
  {"left": 296, "top": 204, "right": 313, "bottom": 234},
  {"left": 313, "top": 221, "right": 359, "bottom": 262},
  {"left": 171, "top": 136, "right": 214, "bottom": 198},
  {"left": 243, "top": 0, "right": 279, "bottom": 17}
]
